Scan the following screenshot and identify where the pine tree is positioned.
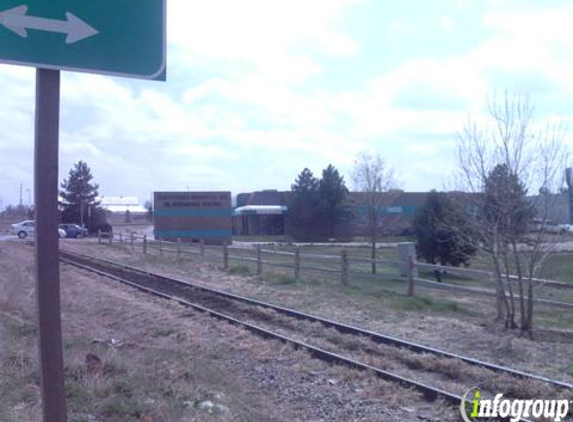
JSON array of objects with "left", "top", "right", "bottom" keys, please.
[
  {"left": 318, "top": 164, "right": 348, "bottom": 236},
  {"left": 483, "top": 163, "right": 532, "bottom": 240},
  {"left": 60, "top": 161, "right": 101, "bottom": 227},
  {"left": 288, "top": 168, "right": 320, "bottom": 227},
  {"left": 413, "top": 190, "right": 476, "bottom": 268}
]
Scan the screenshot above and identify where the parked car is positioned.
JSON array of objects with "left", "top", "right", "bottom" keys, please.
[
  {"left": 89, "top": 222, "right": 113, "bottom": 235},
  {"left": 529, "top": 219, "right": 563, "bottom": 234},
  {"left": 559, "top": 223, "right": 573, "bottom": 234},
  {"left": 10, "top": 220, "right": 35, "bottom": 238},
  {"left": 59, "top": 223, "right": 88, "bottom": 239},
  {"left": 11, "top": 220, "right": 70, "bottom": 239}
]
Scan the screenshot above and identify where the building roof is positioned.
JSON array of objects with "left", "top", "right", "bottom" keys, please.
[
  {"left": 103, "top": 205, "right": 148, "bottom": 214},
  {"left": 236, "top": 190, "right": 287, "bottom": 207},
  {"left": 234, "top": 205, "right": 288, "bottom": 216},
  {"left": 100, "top": 196, "right": 141, "bottom": 206},
  {"left": 99, "top": 196, "right": 147, "bottom": 213},
  {"left": 235, "top": 190, "right": 430, "bottom": 209},
  {"left": 347, "top": 191, "right": 429, "bottom": 207}
]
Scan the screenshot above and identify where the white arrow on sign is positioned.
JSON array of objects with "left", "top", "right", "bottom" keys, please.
[{"left": 0, "top": 5, "right": 98, "bottom": 44}]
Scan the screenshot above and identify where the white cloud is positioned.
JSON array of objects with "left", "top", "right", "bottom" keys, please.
[
  {"left": 439, "top": 15, "right": 456, "bottom": 31},
  {"left": 456, "top": 0, "right": 471, "bottom": 10},
  {"left": 311, "top": 4, "right": 573, "bottom": 190},
  {"left": 483, "top": 6, "right": 573, "bottom": 52},
  {"left": 328, "top": 3, "right": 573, "bottom": 143},
  {"left": 168, "top": 0, "right": 360, "bottom": 61},
  {"left": 389, "top": 19, "right": 412, "bottom": 34},
  {"left": 479, "top": 7, "right": 573, "bottom": 96}
]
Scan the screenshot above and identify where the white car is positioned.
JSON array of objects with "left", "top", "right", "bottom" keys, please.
[
  {"left": 529, "top": 219, "right": 563, "bottom": 234},
  {"left": 11, "top": 220, "right": 35, "bottom": 239},
  {"left": 11, "top": 220, "right": 67, "bottom": 239}
]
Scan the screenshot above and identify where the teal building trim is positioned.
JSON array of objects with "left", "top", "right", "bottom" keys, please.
[
  {"left": 153, "top": 208, "right": 232, "bottom": 217},
  {"left": 154, "top": 229, "right": 232, "bottom": 239}
]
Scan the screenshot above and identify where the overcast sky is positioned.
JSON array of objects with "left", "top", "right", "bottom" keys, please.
[{"left": 1, "top": 0, "right": 573, "bottom": 208}]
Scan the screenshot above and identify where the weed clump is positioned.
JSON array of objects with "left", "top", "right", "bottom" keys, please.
[{"left": 228, "top": 265, "right": 251, "bottom": 276}]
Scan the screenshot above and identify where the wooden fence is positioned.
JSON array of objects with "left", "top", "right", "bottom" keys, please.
[{"left": 97, "top": 231, "right": 573, "bottom": 311}]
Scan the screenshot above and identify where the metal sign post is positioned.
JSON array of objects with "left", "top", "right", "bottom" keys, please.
[
  {"left": 1, "top": 3, "right": 166, "bottom": 421},
  {"left": 34, "top": 68, "right": 67, "bottom": 422}
]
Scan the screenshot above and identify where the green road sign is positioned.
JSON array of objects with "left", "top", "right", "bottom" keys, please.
[{"left": 0, "top": 0, "right": 165, "bottom": 80}]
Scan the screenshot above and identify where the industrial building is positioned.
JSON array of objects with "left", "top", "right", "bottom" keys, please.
[{"left": 232, "top": 189, "right": 429, "bottom": 238}]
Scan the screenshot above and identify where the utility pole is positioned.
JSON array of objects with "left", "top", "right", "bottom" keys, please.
[
  {"left": 19, "top": 182, "right": 23, "bottom": 207},
  {"left": 567, "top": 168, "right": 573, "bottom": 224}
]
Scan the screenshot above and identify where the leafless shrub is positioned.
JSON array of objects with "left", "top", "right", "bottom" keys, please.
[
  {"left": 351, "top": 151, "right": 400, "bottom": 273},
  {"left": 452, "top": 92, "right": 569, "bottom": 335}
]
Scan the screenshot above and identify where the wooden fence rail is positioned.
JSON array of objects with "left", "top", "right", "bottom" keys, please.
[{"left": 97, "top": 231, "right": 573, "bottom": 310}]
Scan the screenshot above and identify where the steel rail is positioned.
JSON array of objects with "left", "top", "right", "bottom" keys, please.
[
  {"left": 58, "top": 255, "right": 460, "bottom": 403},
  {"left": 58, "top": 251, "right": 543, "bottom": 422},
  {"left": 58, "top": 249, "right": 573, "bottom": 392}
]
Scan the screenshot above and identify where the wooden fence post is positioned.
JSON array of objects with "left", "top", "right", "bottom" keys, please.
[
  {"left": 256, "top": 245, "right": 262, "bottom": 279},
  {"left": 109, "top": 232, "right": 113, "bottom": 244},
  {"left": 294, "top": 246, "right": 300, "bottom": 283},
  {"left": 177, "top": 237, "right": 181, "bottom": 259},
  {"left": 341, "top": 249, "right": 349, "bottom": 285},
  {"left": 159, "top": 238, "right": 163, "bottom": 256},
  {"left": 407, "top": 254, "right": 415, "bottom": 296},
  {"left": 143, "top": 235, "right": 147, "bottom": 254},
  {"left": 119, "top": 232, "right": 123, "bottom": 243},
  {"left": 131, "top": 233, "right": 135, "bottom": 252},
  {"left": 97, "top": 230, "right": 101, "bottom": 244},
  {"left": 200, "top": 239, "right": 205, "bottom": 258},
  {"left": 223, "top": 244, "right": 229, "bottom": 270}
]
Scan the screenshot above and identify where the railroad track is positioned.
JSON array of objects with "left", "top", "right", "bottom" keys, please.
[{"left": 59, "top": 249, "right": 573, "bottom": 422}]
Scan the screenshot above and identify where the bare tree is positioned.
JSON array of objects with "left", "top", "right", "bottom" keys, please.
[
  {"left": 453, "top": 92, "right": 568, "bottom": 335},
  {"left": 351, "top": 151, "right": 398, "bottom": 273}
]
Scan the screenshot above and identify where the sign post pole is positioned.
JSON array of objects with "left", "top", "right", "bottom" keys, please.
[
  {"left": 0, "top": 4, "right": 166, "bottom": 421},
  {"left": 34, "top": 68, "right": 67, "bottom": 422}
]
